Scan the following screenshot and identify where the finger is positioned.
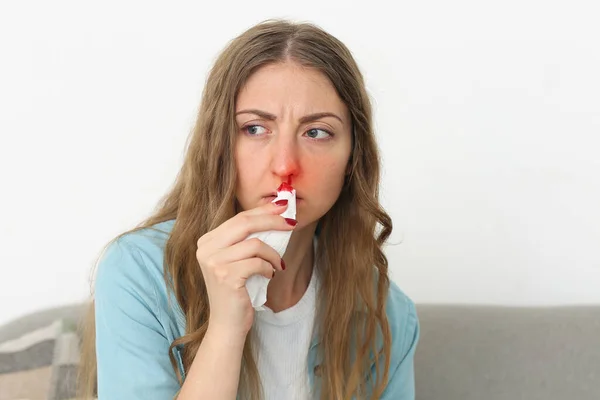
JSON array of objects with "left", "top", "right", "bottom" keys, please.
[
  {"left": 201, "top": 200, "right": 288, "bottom": 246},
  {"left": 242, "top": 198, "right": 290, "bottom": 217},
  {"left": 210, "top": 212, "right": 297, "bottom": 250},
  {"left": 211, "top": 237, "right": 285, "bottom": 271},
  {"left": 228, "top": 257, "right": 276, "bottom": 286}
]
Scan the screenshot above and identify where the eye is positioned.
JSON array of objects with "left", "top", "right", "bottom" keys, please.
[
  {"left": 305, "top": 128, "right": 332, "bottom": 140},
  {"left": 242, "top": 124, "right": 268, "bottom": 136}
]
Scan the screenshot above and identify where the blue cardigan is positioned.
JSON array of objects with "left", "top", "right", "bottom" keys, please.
[{"left": 94, "top": 220, "right": 419, "bottom": 399}]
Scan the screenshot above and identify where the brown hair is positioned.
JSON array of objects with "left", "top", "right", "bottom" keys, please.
[{"left": 78, "top": 19, "right": 393, "bottom": 399}]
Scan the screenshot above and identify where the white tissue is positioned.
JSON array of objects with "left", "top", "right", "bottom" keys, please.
[{"left": 245, "top": 188, "right": 296, "bottom": 311}]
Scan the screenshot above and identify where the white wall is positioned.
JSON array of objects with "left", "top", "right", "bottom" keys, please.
[{"left": 1, "top": 0, "right": 598, "bottom": 325}]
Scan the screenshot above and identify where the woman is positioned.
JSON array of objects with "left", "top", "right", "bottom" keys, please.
[{"left": 79, "top": 19, "right": 419, "bottom": 400}]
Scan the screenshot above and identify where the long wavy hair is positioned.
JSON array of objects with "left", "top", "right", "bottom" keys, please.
[{"left": 78, "top": 19, "right": 393, "bottom": 400}]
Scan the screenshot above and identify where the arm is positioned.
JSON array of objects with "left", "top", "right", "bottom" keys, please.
[
  {"left": 94, "top": 239, "right": 181, "bottom": 399},
  {"left": 95, "top": 239, "right": 246, "bottom": 400},
  {"left": 177, "top": 326, "right": 245, "bottom": 400}
]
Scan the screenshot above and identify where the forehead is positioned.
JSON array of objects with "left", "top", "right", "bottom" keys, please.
[{"left": 236, "top": 62, "right": 349, "bottom": 121}]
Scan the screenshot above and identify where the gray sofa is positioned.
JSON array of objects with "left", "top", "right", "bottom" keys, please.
[
  {"left": 1, "top": 304, "right": 599, "bottom": 399},
  {"left": 414, "top": 305, "right": 600, "bottom": 400}
]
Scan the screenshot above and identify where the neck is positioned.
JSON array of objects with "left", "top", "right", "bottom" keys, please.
[{"left": 264, "top": 221, "right": 317, "bottom": 313}]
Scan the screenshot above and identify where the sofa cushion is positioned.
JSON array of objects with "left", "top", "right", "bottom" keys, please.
[
  {"left": 0, "top": 316, "right": 80, "bottom": 400},
  {"left": 0, "top": 305, "right": 83, "bottom": 344}
]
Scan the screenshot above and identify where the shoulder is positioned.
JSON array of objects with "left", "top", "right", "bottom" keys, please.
[
  {"left": 361, "top": 275, "right": 419, "bottom": 396},
  {"left": 385, "top": 279, "right": 419, "bottom": 362},
  {"left": 385, "top": 279, "right": 418, "bottom": 332},
  {"left": 94, "top": 220, "right": 176, "bottom": 311}
]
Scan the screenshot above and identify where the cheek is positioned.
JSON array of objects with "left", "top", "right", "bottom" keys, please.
[
  {"left": 302, "top": 155, "right": 348, "bottom": 193},
  {"left": 235, "top": 147, "right": 259, "bottom": 194}
]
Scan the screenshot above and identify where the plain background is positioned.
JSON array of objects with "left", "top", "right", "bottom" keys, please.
[{"left": 0, "top": 0, "right": 598, "bottom": 325}]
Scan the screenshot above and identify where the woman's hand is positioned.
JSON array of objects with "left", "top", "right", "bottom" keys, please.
[{"left": 195, "top": 200, "right": 296, "bottom": 339}]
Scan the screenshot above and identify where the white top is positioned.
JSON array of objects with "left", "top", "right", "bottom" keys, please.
[{"left": 252, "top": 260, "right": 319, "bottom": 400}]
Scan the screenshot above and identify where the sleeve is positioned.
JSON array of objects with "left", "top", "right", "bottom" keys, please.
[
  {"left": 380, "top": 298, "right": 420, "bottom": 400},
  {"left": 94, "top": 238, "right": 181, "bottom": 400}
]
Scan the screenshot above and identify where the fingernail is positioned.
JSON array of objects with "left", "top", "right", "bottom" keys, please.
[
  {"left": 275, "top": 199, "right": 288, "bottom": 206},
  {"left": 285, "top": 218, "right": 297, "bottom": 226},
  {"left": 281, "top": 259, "right": 286, "bottom": 270},
  {"left": 272, "top": 268, "right": 276, "bottom": 278}
]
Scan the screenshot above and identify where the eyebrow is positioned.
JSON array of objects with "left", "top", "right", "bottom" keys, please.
[{"left": 235, "top": 109, "right": 344, "bottom": 124}]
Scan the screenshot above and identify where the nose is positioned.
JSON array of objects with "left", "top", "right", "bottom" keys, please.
[{"left": 269, "top": 131, "right": 300, "bottom": 182}]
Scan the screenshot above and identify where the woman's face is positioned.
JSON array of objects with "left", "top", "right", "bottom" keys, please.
[{"left": 234, "top": 61, "right": 352, "bottom": 230}]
